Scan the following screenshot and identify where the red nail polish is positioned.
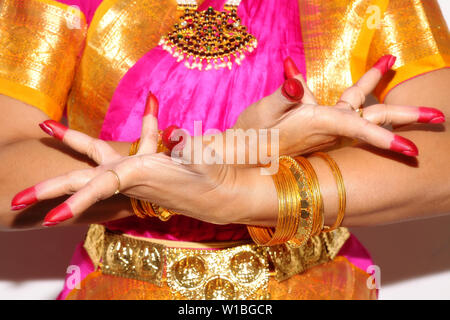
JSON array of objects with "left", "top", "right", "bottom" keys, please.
[
  {"left": 39, "top": 122, "right": 54, "bottom": 137},
  {"left": 284, "top": 57, "right": 301, "bottom": 79},
  {"left": 144, "top": 92, "right": 159, "bottom": 117},
  {"left": 373, "top": 55, "right": 396, "bottom": 75},
  {"left": 282, "top": 78, "right": 304, "bottom": 102},
  {"left": 39, "top": 120, "right": 67, "bottom": 141},
  {"left": 418, "top": 107, "right": 445, "bottom": 124},
  {"left": 390, "top": 135, "right": 418, "bottom": 157},
  {"left": 11, "top": 186, "right": 37, "bottom": 210},
  {"left": 43, "top": 203, "right": 73, "bottom": 225},
  {"left": 162, "top": 125, "right": 183, "bottom": 151},
  {"left": 43, "top": 221, "right": 59, "bottom": 227}
]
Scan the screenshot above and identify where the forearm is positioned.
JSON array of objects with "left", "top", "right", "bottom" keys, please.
[
  {"left": 238, "top": 69, "right": 450, "bottom": 228},
  {"left": 0, "top": 137, "right": 132, "bottom": 229},
  {"left": 312, "top": 123, "right": 450, "bottom": 227}
]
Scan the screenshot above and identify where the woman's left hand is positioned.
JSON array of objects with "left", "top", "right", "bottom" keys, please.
[{"left": 11, "top": 93, "right": 268, "bottom": 227}]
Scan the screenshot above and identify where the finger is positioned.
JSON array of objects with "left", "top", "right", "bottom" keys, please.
[
  {"left": 284, "top": 57, "right": 317, "bottom": 105},
  {"left": 137, "top": 92, "right": 159, "bottom": 155},
  {"left": 262, "top": 77, "right": 305, "bottom": 115},
  {"left": 11, "top": 168, "right": 97, "bottom": 211},
  {"left": 42, "top": 167, "right": 127, "bottom": 226},
  {"left": 39, "top": 120, "right": 119, "bottom": 164},
  {"left": 316, "top": 106, "right": 419, "bottom": 156},
  {"left": 363, "top": 105, "right": 446, "bottom": 127},
  {"left": 337, "top": 55, "right": 396, "bottom": 110}
]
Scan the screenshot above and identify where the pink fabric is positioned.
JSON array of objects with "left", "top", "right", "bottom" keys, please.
[{"left": 54, "top": 0, "right": 102, "bottom": 24}]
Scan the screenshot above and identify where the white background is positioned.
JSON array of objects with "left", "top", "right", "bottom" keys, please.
[{"left": 0, "top": 1, "right": 449, "bottom": 300}]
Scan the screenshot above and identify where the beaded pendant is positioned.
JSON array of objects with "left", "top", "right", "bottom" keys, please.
[{"left": 159, "top": 3, "right": 258, "bottom": 71}]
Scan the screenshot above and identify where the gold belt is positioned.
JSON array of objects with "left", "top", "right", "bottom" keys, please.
[{"left": 83, "top": 224, "right": 350, "bottom": 300}]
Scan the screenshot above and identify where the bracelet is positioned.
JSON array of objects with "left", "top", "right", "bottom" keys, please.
[
  {"left": 247, "top": 157, "right": 303, "bottom": 246},
  {"left": 128, "top": 137, "right": 176, "bottom": 221},
  {"left": 278, "top": 156, "right": 314, "bottom": 248},
  {"left": 294, "top": 156, "right": 324, "bottom": 238},
  {"left": 311, "top": 152, "right": 346, "bottom": 232},
  {"left": 129, "top": 132, "right": 170, "bottom": 155}
]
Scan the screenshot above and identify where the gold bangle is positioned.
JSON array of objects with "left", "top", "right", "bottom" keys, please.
[
  {"left": 129, "top": 132, "right": 168, "bottom": 155},
  {"left": 294, "top": 156, "right": 324, "bottom": 238},
  {"left": 150, "top": 203, "right": 178, "bottom": 222},
  {"left": 247, "top": 158, "right": 301, "bottom": 246},
  {"left": 279, "top": 156, "right": 315, "bottom": 247},
  {"left": 130, "top": 197, "right": 150, "bottom": 219},
  {"left": 311, "top": 152, "right": 346, "bottom": 232},
  {"left": 129, "top": 139, "right": 140, "bottom": 156}
]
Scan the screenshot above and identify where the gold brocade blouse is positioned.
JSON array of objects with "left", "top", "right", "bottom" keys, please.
[{"left": 0, "top": 0, "right": 448, "bottom": 136}]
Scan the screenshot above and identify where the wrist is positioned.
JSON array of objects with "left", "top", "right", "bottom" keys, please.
[{"left": 231, "top": 168, "right": 277, "bottom": 226}]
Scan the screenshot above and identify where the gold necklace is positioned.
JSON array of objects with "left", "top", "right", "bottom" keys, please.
[{"left": 159, "top": 0, "right": 258, "bottom": 71}]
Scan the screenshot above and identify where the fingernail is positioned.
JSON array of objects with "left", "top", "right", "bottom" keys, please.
[
  {"left": 373, "top": 55, "right": 397, "bottom": 75},
  {"left": 11, "top": 204, "right": 27, "bottom": 211},
  {"left": 418, "top": 107, "right": 446, "bottom": 123},
  {"left": 144, "top": 92, "right": 159, "bottom": 117},
  {"left": 282, "top": 78, "right": 304, "bottom": 102},
  {"left": 39, "top": 120, "right": 67, "bottom": 141},
  {"left": 43, "top": 203, "right": 73, "bottom": 226},
  {"left": 39, "top": 122, "right": 54, "bottom": 137},
  {"left": 11, "top": 187, "right": 37, "bottom": 210},
  {"left": 43, "top": 221, "right": 59, "bottom": 227},
  {"left": 390, "top": 135, "right": 418, "bottom": 157},
  {"left": 162, "top": 125, "right": 183, "bottom": 151},
  {"left": 284, "top": 57, "right": 301, "bottom": 79}
]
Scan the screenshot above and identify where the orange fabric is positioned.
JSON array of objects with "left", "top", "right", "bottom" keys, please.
[
  {"left": 66, "top": 256, "right": 376, "bottom": 300},
  {"left": 367, "top": 0, "right": 450, "bottom": 102},
  {"left": 0, "top": 0, "right": 87, "bottom": 120}
]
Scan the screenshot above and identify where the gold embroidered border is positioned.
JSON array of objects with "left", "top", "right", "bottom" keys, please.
[
  {"left": 67, "top": 0, "right": 181, "bottom": 137},
  {"left": 368, "top": 0, "right": 450, "bottom": 101},
  {"left": 298, "top": 0, "right": 378, "bottom": 106},
  {"left": 0, "top": 0, "right": 86, "bottom": 120}
]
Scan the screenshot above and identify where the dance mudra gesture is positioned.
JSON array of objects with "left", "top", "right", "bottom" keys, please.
[
  {"left": 1, "top": 0, "right": 450, "bottom": 301},
  {"left": 10, "top": 56, "right": 445, "bottom": 227}
]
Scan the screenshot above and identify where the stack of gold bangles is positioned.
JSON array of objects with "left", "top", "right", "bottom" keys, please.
[
  {"left": 129, "top": 135, "right": 179, "bottom": 221},
  {"left": 247, "top": 152, "right": 346, "bottom": 247},
  {"left": 129, "top": 133, "right": 346, "bottom": 245}
]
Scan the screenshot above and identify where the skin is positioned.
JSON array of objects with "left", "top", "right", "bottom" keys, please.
[{"left": 0, "top": 63, "right": 449, "bottom": 230}]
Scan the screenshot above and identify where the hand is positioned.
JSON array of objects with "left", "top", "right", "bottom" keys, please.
[
  {"left": 232, "top": 56, "right": 445, "bottom": 157},
  {"left": 11, "top": 94, "right": 269, "bottom": 227}
]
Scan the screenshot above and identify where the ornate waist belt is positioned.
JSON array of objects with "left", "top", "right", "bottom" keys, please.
[{"left": 83, "top": 224, "right": 350, "bottom": 300}]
